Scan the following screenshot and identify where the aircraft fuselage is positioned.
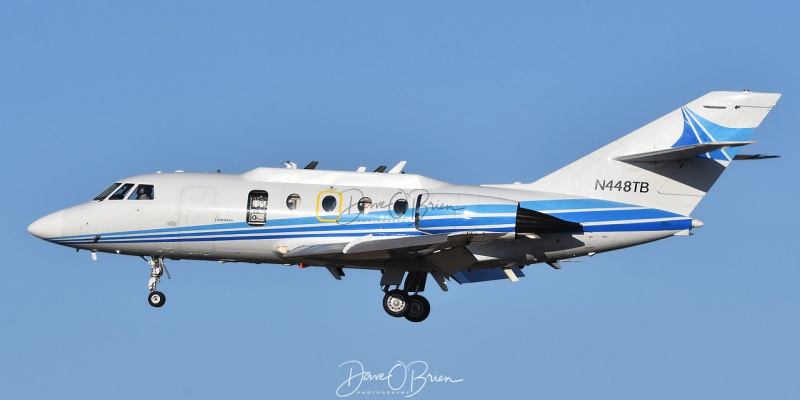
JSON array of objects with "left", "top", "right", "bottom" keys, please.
[{"left": 31, "top": 167, "right": 688, "bottom": 270}]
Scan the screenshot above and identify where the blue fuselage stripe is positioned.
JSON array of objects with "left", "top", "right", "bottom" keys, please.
[{"left": 49, "top": 199, "right": 692, "bottom": 245}]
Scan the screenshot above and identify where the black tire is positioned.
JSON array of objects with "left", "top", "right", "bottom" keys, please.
[
  {"left": 382, "top": 289, "right": 409, "bottom": 317},
  {"left": 404, "top": 294, "right": 430, "bottom": 323},
  {"left": 148, "top": 291, "right": 166, "bottom": 308}
]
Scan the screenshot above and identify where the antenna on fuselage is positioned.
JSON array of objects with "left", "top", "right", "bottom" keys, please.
[
  {"left": 304, "top": 161, "right": 319, "bottom": 169},
  {"left": 373, "top": 166, "right": 387, "bottom": 173},
  {"left": 279, "top": 161, "right": 298, "bottom": 169},
  {"left": 387, "top": 161, "right": 407, "bottom": 174}
]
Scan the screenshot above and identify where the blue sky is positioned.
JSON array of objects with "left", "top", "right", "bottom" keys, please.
[{"left": 3, "top": 1, "right": 799, "bottom": 398}]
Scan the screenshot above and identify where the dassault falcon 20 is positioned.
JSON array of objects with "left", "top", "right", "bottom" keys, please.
[{"left": 28, "top": 91, "right": 781, "bottom": 322}]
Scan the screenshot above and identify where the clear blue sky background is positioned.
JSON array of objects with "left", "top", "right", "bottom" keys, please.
[{"left": 2, "top": 1, "right": 798, "bottom": 399}]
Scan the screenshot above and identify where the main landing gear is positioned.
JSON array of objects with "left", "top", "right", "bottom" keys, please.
[
  {"left": 382, "top": 289, "right": 431, "bottom": 322},
  {"left": 381, "top": 268, "right": 432, "bottom": 324},
  {"left": 144, "top": 256, "right": 169, "bottom": 308},
  {"left": 380, "top": 270, "right": 433, "bottom": 322}
]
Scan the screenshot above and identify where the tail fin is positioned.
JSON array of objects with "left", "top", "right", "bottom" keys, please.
[{"left": 528, "top": 91, "right": 781, "bottom": 216}]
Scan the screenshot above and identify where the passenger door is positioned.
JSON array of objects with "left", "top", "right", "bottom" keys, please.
[{"left": 179, "top": 186, "right": 217, "bottom": 254}]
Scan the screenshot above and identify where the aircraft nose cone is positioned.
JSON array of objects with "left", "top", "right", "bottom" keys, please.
[{"left": 28, "top": 210, "right": 64, "bottom": 240}]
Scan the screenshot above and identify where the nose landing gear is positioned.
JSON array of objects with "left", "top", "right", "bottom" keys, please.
[{"left": 143, "top": 256, "right": 169, "bottom": 308}]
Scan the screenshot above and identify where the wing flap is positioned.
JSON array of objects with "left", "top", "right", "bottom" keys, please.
[
  {"left": 424, "top": 246, "right": 478, "bottom": 276},
  {"left": 343, "top": 233, "right": 450, "bottom": 254},
  {"left": 282, "top": 242, "right": 348, "bottom": 258},
  {"left": 453, "top": 267, "right": 525, "bottom": 283},
  {"left": 283, "top": 232, "right": 503, "bottom": 261}
]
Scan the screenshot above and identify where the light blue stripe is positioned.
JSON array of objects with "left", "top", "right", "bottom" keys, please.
[
  {"left": 55, "top": 231, "right": 425, "bottom": 245},
  {"left": 583, "top": 219, "right": 692, "bottom": 232},
  {"left": 418, "top": 204, "right": 516, "bottom": 217},
  {"left": 520, "top": 199, "right": 637, "bottom": 211},
  {"left": 57, "top": 218, "right": 690, "bottom": 245},
  {"left": 548, "top": 208, "right": 681, "bottom": 223},
  {"left": 49, "top": 198, "right": 693, "bottom": 246}
]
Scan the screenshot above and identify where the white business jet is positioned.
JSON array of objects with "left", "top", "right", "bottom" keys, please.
[{"left": 28, "top": 91, "right": 780, "bottom": 322}]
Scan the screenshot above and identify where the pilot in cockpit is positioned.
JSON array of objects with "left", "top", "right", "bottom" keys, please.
[{"left": 135, "top": 185, "right": 153, "bottom": 200}]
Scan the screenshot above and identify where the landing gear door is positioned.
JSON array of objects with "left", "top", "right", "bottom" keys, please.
[{"left": 179, "top": 186, "right": 217, "bottom": 254}]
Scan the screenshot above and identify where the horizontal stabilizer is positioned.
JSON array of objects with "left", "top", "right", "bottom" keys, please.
[
  {"left": 733, "top": 154, "right": 780, "bottom": 160},
  {"left": 615, "top": 141, "right": 754, "bottom": 163},
  {"left": 453, "top": 267, "right": 525, "bottom": 284}
]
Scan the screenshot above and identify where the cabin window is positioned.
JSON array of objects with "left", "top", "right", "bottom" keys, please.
[
  {"left": 286, "top": 194, "right": 301, "bottom": 210},
  {"left": 357, "top": 197, "right": 372, "bottom": 214},
  {"left": 129, "top": 184, "right": 154, "bottom": 200},
  {"left": 393, "top": 199, "right": 408, "bottom": 217},
  {"left": 93, "top": 183, "right": 121, "bottom": 201},
  {"left": 247, "top": 190, "right": 269, "bottom": 226},
  {"left": 108, "top": 183, "right": 135, "bottom": 200},
  {"left": 322, "top": 195, "right": 337, "bottom": 212},
  {"left": 316, "top": 191, "right": 342, "bottom": 223}
]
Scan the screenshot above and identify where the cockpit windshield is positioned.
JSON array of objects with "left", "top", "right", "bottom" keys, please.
[
  {"left": 108, "top": 183, "right": 135, "bottom": 200},
  {"left": 92, "top": 182, "right": 156, "bottom": 201},
  {"left": 92, "top": 183, "right": 121, "bottom": 201}
]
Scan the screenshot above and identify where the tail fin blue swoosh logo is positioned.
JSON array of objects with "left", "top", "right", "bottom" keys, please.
[{"left": 672, "top": 107, "right": 755, "bottom": 161}]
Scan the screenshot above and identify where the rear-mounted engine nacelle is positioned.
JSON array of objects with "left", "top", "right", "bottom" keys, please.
[{"left": 413, "top": 193, "right": 518, "bottom": 234}]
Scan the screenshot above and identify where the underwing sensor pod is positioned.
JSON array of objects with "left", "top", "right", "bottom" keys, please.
[{"left": 28, "top": 91, "right": 781, "bottom": 322}]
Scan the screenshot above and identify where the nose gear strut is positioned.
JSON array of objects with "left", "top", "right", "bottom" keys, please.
[{"left": 142, "top": 256, "right": 169, "bottom": 307}]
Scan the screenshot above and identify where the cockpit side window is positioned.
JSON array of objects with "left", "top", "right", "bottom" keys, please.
[
  {"left": 129, "top": 184, "right": 155, "bottom": 200},
  {"left": 108, "top": 183, "right": 135, "bottom": 200},
  {"left": 93, "top": 183, "right": 121, "bottom": 201}
]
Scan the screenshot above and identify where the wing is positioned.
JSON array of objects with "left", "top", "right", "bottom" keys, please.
[{"left": 282, "top": 232, "right": 506, "bottom": 274}]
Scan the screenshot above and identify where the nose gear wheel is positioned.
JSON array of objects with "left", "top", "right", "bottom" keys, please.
[
  {"left": 143, "top": 256, "right": 170, "bottom": 308},
  {"left": 148, "top": 291, "right": 166, "bottom": 307}
]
